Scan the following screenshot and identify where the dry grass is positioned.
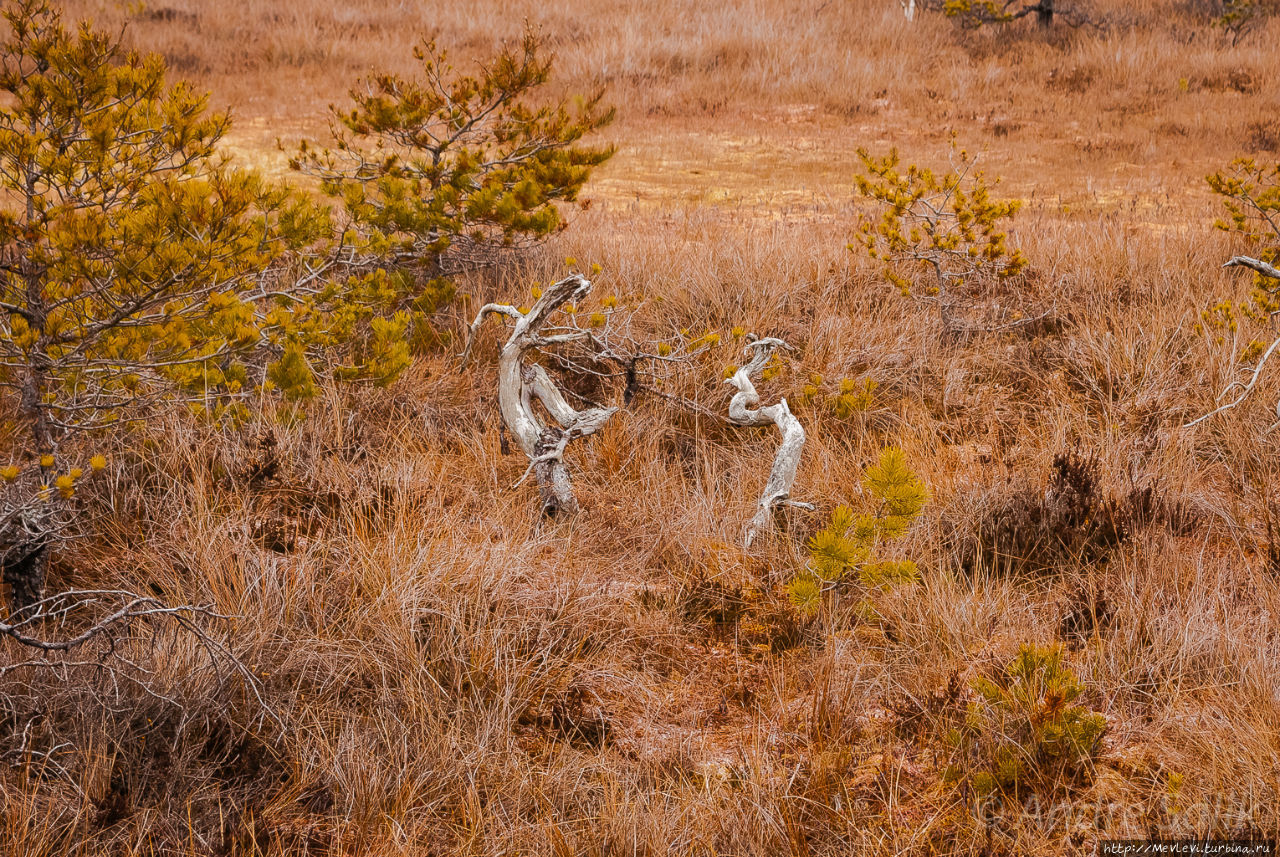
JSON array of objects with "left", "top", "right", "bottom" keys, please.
[{"left": 4, "top": 1, "right": 1280, "bottom": 854}]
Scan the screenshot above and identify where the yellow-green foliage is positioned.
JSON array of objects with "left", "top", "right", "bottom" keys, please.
[
  {"left": 949, "top": 644, "right": 1107, "bottom": 798},
  {"left": 1214, "top": 0, "right": 1262, "bottom": 43},
  {"left": 0, "top": 0, "right": 327, "bottom": 449},
  {"left": 942, "top": 0, "right": 1017, "bottom": 26},
  {"left": 291, "top": 29, "right": 615, "bottom": 341},
  {"left": 940, "top": 0, "right": 1059, "bottom": 27},
  {"left": 852, "top": 147, "right": 1027, "bottom": 302},
  {"left": 1202, "top": 158, "right": 1280, "bottom": 337},
  {"left": 798, "top": 374, "right": 877, "bottom": 417},
  {"left": 266, "top": 342, "right": 318, "bottom": 402},
  {"left": 787, "top": 446, "right": 929, "bottom": 615},
  {"left": 265, "top": 269, "right": 425, "bottom": 388},
  {"left": 830, "top": 376, "right": 877, "bottom": 418},
  {"left": 3, "top": 450, "right": 102, "bottom": 488}
]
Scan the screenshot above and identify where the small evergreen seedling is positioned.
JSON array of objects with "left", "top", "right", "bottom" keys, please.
[
  {"left": 829, "top": 377, "right": 878, "bottom": 419},
  {"left": 949, "top": 644, "right": 1107, "bottom": 798},
  {"left": 788, "top": 446, "right": 929, "bottom": 616}
]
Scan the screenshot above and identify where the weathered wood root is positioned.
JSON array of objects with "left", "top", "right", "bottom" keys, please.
[
  {"left": 462, "top": 274, "right": 617, "bottom": 516},
  {"left": 726, "top": 336, "right": 812, "bottom": 548}
]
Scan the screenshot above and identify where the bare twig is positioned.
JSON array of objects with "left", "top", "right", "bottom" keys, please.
[
  {"left": 1184, "top": 255, "right": 1280, "bottom": 428},
  {"left": 0, "top": 589, "right": 282, "bottom": 731},
  {"left": 1184, "top": 334, "right": 1280, "bottom": 428}
]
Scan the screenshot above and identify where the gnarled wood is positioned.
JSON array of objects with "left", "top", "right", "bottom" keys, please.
[
  {"left": 726, "top": 337, "right": 811, "bottom": 547},
  {"left": 462, "top": 274, "right": 617, "bottom": 516}
]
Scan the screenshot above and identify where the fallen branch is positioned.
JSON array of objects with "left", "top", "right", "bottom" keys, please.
[
  {"left": 726, "top": 336, "right": 812, "bottom": 548},
  {"left": 1183, "top": 333, "right": 1280, "bottom": 428},
  {"left": 461, "top": 274, "right": 617, "bottom": 515},
  {"left": 0, "top": 589, "right": 281, "bottom": 730},
  {"left": 1183, "top": 256, "right": 1280, "bottom": 428},
  {"left": 1224, "top": 255, "right": 1280, "bottom": 280}
]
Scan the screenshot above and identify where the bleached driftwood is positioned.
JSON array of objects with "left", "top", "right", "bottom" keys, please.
[
  {"left": 1224, "top": 254, "right": 1280, "bottom": 281},
  {"left": 461, "top": 274, "right": 617, "bottom": 516},
  {"left": 726, "top": 336, "right": 812, "bottom": 547}
]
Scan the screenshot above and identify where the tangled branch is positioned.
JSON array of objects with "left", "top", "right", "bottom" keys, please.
[
  {"left": 0, "top": 589, "right": 280, "bottom": 730},
  {"left": 1185, "top": 256, "right": 1280, "bottom": 428},
  {"left": 461, "top": 274, "right": 618, "bottom": 516}
]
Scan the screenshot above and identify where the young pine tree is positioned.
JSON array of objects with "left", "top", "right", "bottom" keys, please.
[
  {"left": 291, "top": 29, "right": 615, "bottom": 353},
  {"left": 954, "top": 644, "right": 1107, "bottom": 798},
  {"left": 852, "top": 146, "right": 1029, "bottom": 335},
  {"left": 788, "top": 446, "right": 930, "bottom": 617},
  {"left": 0, "top": 0, "right": 324, "bottom": 608}
]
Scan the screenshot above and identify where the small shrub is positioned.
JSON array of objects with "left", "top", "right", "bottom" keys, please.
[
  {"left": 797, "top": 374, "right": 881, "bottom": 421},
  {"left": 291, "top": 29, "right": 615, "bottom": 371},
  {"left": 1191, "top": 155, "right": 1280, "bottom": 425},
  {"left": 787, "top": 446, "right": 929, "bottom": 617},
  {"left": 829, "top": 377, "right": 879, "bottom": 419},
  {"left": 852, "top": 146, "right": 1032, "bottom": 335},
  {"left": 952, "top": 449, "right": 1195, "bottom": 576},
  {"left": 947, "top": 644, "right": 1106, "bottom": 799},
  {"left": 0, "top": 0, "right": 324, "bottom": 606},
  {"left": 1215, "top": 0, "right": 1265, "bottom": 44},
  {"left": 942, "top": 0, "right": 1026, "bottom": 27}
]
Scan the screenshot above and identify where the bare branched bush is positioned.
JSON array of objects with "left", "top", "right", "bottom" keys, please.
[{"left": 947, "top": 449, "right": 1198, "bottom": 575}]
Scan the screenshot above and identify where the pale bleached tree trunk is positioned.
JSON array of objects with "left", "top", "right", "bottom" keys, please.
[
  {"left": 462, "top": 274, "right": 616, "bottom": 516},
  {"left": 725, "top": 337, "right": 811, "bottom": 548},
  {"left": 902, "top": 0, "right": 916, "bottom": 21}
]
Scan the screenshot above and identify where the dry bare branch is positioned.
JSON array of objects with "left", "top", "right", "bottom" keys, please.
[
  {"left": 1184, "top": 255, "right": 1280, "bottom": 428},
  {"left": 1224, "top": 255, "right": 1280, "bottom": 280},
  {"left": 1183, "top": 333, "right": 1280, "bottom": 428},
  {"left": 0, "top": 589, "right": 281, "bottom": 731}
]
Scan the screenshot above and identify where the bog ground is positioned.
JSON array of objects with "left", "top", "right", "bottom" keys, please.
[{"left": 4, "top": 1, "right": 1280, "bottom": 855}]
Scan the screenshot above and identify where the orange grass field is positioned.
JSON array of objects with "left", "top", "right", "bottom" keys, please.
[{"left": 5, "top": 1, "right": 1280, "bottom": 854}]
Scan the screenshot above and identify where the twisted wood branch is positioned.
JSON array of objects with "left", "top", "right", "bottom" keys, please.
[
  {"left": 1184, "top": 256, "right": 1280, "bottom": 428},
  {"left": 726, "top": 336, "right": 811, "bottom": 547},
  {"left": 462, "top": 274, "right": 617, "bottom": 515}
]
